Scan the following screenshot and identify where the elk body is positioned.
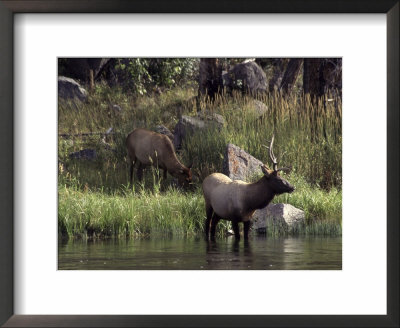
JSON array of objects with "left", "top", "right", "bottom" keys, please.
[
  {"left": 202, "top": 136, "right": 295, "bottom": 241},
  {"left": 126, "top": 128, "right": 192, "bottom": 188}
]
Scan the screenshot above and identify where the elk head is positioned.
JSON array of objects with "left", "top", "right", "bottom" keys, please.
[
  {"left": 261, "top": 134, "right": 295, "bottom": 194},
  {"left": 176, "top": 162, "right": 193, "bottom": 189}
]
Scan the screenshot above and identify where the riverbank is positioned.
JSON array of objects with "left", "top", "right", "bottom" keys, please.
[
  {"left": 58, "top": 173, "right": 341, "bottom": 239},
  {"left": 58, "top": 86, "right": 342, "bottom": 239}
]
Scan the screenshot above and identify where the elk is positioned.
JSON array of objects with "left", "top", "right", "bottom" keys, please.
[
  {"left": 126, "top": 128, "right": 192, "bottom": 188},
  {"left": 202, "top": 135, "right": 294, "bottom": 241}
]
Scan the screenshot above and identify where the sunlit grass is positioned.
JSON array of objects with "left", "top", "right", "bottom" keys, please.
[
  {"left": 58, "top": 85, "right": 342, "bottom": 238},
  {"left": 59, "top": 172, "right": 341, "bottom": 238}
]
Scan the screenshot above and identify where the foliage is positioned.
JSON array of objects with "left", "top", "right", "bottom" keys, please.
[{"left": 113, "top": 58, "right": 199, "bottom": 95}]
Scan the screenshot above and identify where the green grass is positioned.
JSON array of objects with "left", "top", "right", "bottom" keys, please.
[
  {"left": 59, "top": 184, "right": 207, "bottom": 238},
  {"left": 58, "top": 85, "right": 342, "bottom": 238},
  {"left": 182, "top": 91, "right": 341, "bottom": 189},
  {"left": 58, "top": 174, "right": 341, "bottom": 239}
]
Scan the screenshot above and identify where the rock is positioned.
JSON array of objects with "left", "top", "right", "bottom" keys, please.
[
  {"left": 155, "top": 125, "right": 174, "bottom": 142},
  {"left": 58, "top": 76, "right": 88, "bottom": 103},
  {"left": 69, "top": 149, "right": 96, "bottom": 160},
  {"left": 173, "top": 114, "right": 224, "bottom": 150},
  {"left": 252, "top": 203, "right": 305, "bottom": 233},
  {"left": 252, "top": 100, "right": 268, "bottom": 117},
  {"left": 196, "top": 110, "right": 226, "bottom": 127},
  {"left": 111, "top": 104, "right": 122, "bottom": 113},
  {"left": 222, "top": 143, "right": 264, "bottom": 181},
  {"left": 235, "top": 100, "right": 268, "bottom": 120},
  {"left": 100, "top": 137, "right": 117, "bottom": 153},
  {"left": 162, "top": 111, "right": 172, "bottom": 121},
  {"left": 224, "top": 61, "right": 268, "bottom": 95}
]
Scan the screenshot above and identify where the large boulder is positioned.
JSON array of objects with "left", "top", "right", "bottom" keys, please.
[
  {"left": 196, "top": 110, "right": 226, "bottom": 127},
  {"left": 252, "top": 203, "right": 305, "bottom": 233},
  {"left": 173, "top": 114, "right": 224, "bottom": 150},
  {"left": 224, "top": 61, "right": 268, "bottom": 95},
  {"left": 58, "top": 76, "right": 88, "bottom": 103},
  {"left": 222, "top": 143, "right": 264, "bottom": 181},
  {"left": 155, "top": 125, "right": 174, "bottom": 142}
]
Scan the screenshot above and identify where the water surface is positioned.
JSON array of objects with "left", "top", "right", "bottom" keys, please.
[{"left": 58, "top": 236, "right": 342, "bottom": 270}]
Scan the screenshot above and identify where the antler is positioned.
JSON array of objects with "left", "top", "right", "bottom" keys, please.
[
  {"left": 262, "top": 134, "right": 292, "bottom": 173},
  {"left": 268, "top": 134, "right": 278, "bottom": 172},
  {"left": 277, "top": 165, "right": 292, "bottom": 173}
]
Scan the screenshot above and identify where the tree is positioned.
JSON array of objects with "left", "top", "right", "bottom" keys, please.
[
  {"left": 58, "top": 58, "right": 110, "bottom": 91},
  {"left": 268, "top": 58, "right": 288, "bottom": 92},
  {"left": 303, "top": 58, "right": 342, "bottom": 101},
  {"left": 198, "top": 58, "right": 223, "bottom": 101},
  {"left": 279, "top": 59, "right": 303, "bottom": 94}
]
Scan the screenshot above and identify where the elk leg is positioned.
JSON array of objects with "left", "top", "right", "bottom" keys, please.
[
  {"left": 205, "top": 204, "right": 213, "bottom": 239},
  {"left": 127, "top": 154, "right": 136, "bottom": 185},
  {"left": 210, "top": 214, "right": 221, "bottom": 241},
  {"left": 137, "top": 163, "right": 144, "bottom": 182},
  {"left": 163, "top": 169, "right": 167, "bottom": 180},
  {"left": 129, "top": 163, "right": 134, "bottom": 184},
  {"left": 232, "top": 221, "right": 240, "bottom": 241},
  {"left": 243, "top": 221, "right": 251, "bottom": 240}
]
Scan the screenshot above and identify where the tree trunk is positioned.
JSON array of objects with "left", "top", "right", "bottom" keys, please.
[
  {"left": 280, "top": 58, "right": 303, "bottom": 94},
  {"left": 198, "top": 58, "right": 223, "bottom": 101},
  {"left": 320, "top": 58, "right": 342, "bottom": 98},
  {"left": 268, "top": 58, "right": 288, "bottom": 92},
  {"left": 303, "top": 58, "right": 323, "bottom": 101},
  {"left": 303, "top": 58, "right": 342, "bottom": 101}
]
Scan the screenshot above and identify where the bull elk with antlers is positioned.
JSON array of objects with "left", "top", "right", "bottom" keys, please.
[{"left": 202, "top": 135, "right": 295, "bottom": 241}]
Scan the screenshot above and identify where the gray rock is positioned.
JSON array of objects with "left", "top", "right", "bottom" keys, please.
[
  {"left": 252, "top": 100, "right": 268, "bottom": 117},
  {"left": 155, "top": 125, "right": 174, "bottom": 142},
  {"left": 100, "top": 137, "right": 117, "bottom": 154},
  {"left": 222, "top": 143, "right": 264, "bottom": 181},
  {"left": 196, "top": 110, "right": 226, "bottom": 127},
  {"left": 111, "top": 104, "right": 122, "bottom": 113},
  {"left": 162, "top": 111, "right": 172, "bottom": 121},
  {"left": 234, "top": 100, "right": 268, "bottom": 121},
  {"left": 58, "top": 76, "right": 88, "bottom": 103},
  {"left": 173, "top": 114, "right": 224, "bottom": 150},
  {"left": 225, "top": 61, "right": 268, "bottom": 95},
  {"left": 69, "top": 149, "right": 96, "bottom": 160},
  {"left": 253, "top": 203, "right": 305, "bottom": 232}
]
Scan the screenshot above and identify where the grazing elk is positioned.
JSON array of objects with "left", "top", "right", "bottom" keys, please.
[
  {"left": 202, "top": 135, "right": 294, "bottom": 241},
  {"left": 126, "top": 128, "right": 192, "bottom": 188}
]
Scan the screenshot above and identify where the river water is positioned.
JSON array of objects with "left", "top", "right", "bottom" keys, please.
[{"left": 58, "top": 236, "right": 341, "bottom": 270}]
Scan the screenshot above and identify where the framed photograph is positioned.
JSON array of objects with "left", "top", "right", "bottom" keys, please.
[{"left": 1, "top": 1, "right": 398, "bottom": 327}]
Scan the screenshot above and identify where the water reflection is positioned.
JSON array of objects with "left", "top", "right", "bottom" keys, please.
[
  {"left": 204, "top": 239, "right": 254, "bottom": 269},
  {"left": 58, "top": 235, "right": 341, "bottom": 270}
]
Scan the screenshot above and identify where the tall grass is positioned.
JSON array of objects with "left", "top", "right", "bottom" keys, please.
[
  {"left": 58, "top": 185, "right": 207, "bottom": 238},
  {"left": 182, "top": 91, "right": 341, "bottom": 189},
  {"left": 58, "top": 85, "right": 342, "bottom": 238},
  {"left": 59, "top": 174, "right": 341, "bottom": 239}
]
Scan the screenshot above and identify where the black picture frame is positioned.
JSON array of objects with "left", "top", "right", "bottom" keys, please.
[{"left": 0, "top": 1, "right": 398, "bottom": 327}]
